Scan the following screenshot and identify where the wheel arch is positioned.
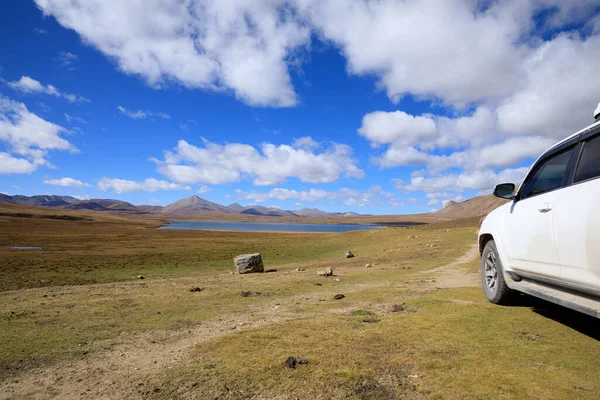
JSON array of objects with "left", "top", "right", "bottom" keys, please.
[{"left": 479, "top": 233, "right": 494, "bottom": 257}]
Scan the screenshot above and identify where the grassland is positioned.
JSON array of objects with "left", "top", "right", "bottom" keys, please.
[{"left": 1, "top": 205, "right": 600, "bottom": 399}]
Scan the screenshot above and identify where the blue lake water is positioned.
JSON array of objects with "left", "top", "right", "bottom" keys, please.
[{"left": 158, "top": 220, "right": 383, "bottom": 233}]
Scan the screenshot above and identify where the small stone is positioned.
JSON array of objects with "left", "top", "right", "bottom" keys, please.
[
  {"left": 296, "top": 268, "right": 306, "bottom": 272},
  {"left": 284, "top": 356, "right": 297, "bottom": 369},
  {"left": 334, "top": 278, "right": 341, "bottom": 282},
  {"left": 365, "top": 264, "right": 372, "bottom": 268},
  {"left": 189, "top": 287, "right": 204, "bottom": 292},
  {"left": 136, "top": 275, "right": 144, "bottom": 280},
  {"left": 318, "top": 267, "right": 334, "bottom": 277},
  {"left": 333, "top": 294, "right": 345, "bottom": 300},
  {"left": 345, "top": 250, "right": 354, "bottom": 258},
  {"left": 297, "top": 358, "right": 309, "bottom": 365},
  {"left": 445, "top": 229, "right": 453, "bottom": 232}
]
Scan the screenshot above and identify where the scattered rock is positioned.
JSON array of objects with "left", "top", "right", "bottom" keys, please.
[
  {"left": 425, "top": 243, "right": 437, "bottom": 248},
  {"left": 517, "top": 332, "right": 541, "bottom": 341},
  {"left": 284, "top": 356, "right": 297, "bottom": 369},
  {"left": 136, "top": 275, "right": 144, "bottom": 280},
  {"left": 345, "top": 250, "right": 354, "bottom": 258},
  {"left": 296, "top": 268, "right": 306, "bottom": 272},
  {"left": 189, "top": 287, "right": 204, "bottom": 293},
  {"left": 408, "top": 235, "right": 420, "bottom": 239},
  {"left": 284, "top": 356, "right": 308, "bottom": 369},
  {"left": 333, "top": 294, "right": 345, "bottom": 300},
  {"left": 233, "top": 253, "right": 265, "bottom": 274},
  {"left": 229, "top": 272, "right": 236, "bottom": 275},
  {"left": 362, "top": 317, "right": 380, "bottom": 323},
  {"left": 390, "top": 303, "right": 405, "bottom": 312},
  {"left": 334, "top": 278, "right": 341, "bottom": 282},
  {"left": 318, "top": 267, "right": 334, "bottom": 277},
  {"left": 314, "top": 283, "right": 323, "bottom": 286},
  {"left": 445, "top": 229, "right": 453, "bottom": 232},
  {"left": 365, "top": 263, "right": 372, "bottom": 268},
  {"left": 240, "top": 291, "right": 263, "bottom": 297}
]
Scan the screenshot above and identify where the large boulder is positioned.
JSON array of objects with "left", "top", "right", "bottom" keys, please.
[{"left": 234, "top": 253, "right": 265, "bottom": 274}]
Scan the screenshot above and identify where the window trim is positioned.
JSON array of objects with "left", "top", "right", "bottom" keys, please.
[
  {"left": 571, "top": 128, "right": 600, "bottom": 186},
  {"left": 516, "top": 144, "right": 578, "bottom": 201}
]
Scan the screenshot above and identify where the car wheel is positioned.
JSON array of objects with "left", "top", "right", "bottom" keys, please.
[{"left": 481, "top": 240, "right": 513, "bottom": 304}]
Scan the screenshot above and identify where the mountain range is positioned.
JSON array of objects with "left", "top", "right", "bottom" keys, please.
[{"left": 0, "top": 194, "right": 364, "bottom": 217}]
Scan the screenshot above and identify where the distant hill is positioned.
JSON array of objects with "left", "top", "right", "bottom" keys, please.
[
  {"left": 2, "top": 194, "right": 79, "bottom": 207},
  {"left": 226, "top": 203, "right": 245, "bottom": 213},
  {"left": 436, "top": 194, "right": 508, "bottom": 219},
  {"left": 63, "top": 199, "right": 138, "bottom": 212},
  {"left": 0, "top": 192, "right": 505, "bottom": 220},
  {"left": 161, "top": 195, "right": 228, "bottom": 214},
  {"left": 294, "top": 208, "right": 332, "bottom": 217}
]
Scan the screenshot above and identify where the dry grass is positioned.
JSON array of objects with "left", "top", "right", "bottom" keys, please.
[{"left": 2, "top": 204, "right": 600, "bottom": 399}]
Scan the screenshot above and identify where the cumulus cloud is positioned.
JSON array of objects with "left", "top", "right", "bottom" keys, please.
[
  {"left": 397, "top": 168, "right": 529, "bottom": 193},
  {"left": 117, "top": 106, "right": 170, "bottom": 120},
  {"left": 153, "top": 137, "right": 363, "bottom": 186},
  {"left": 236, "top": 185, "right": 404, "bottom": 207},
  {"left": 97, "top": 177, "right": 191, "bottom": 194},
  {"left": 35, "top": 0, "right": 310, "bottom": 107},
  {"left": 7, "top": 76, "right": 89, "bottom": 103},
  {"left": 0, "top": 152, "right": 37, "bottom": 174},
  {"left": 0, "top": 97, "right": 75, "bottom": 174},
  {"left": 44, "top": 177, "right": 91, "bottom": 188},
  {"left": 197, "top": 185, "right": 212, "bottom": 194}
]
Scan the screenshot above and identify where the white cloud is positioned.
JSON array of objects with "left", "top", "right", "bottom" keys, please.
[
  {"left": 36, "top": 0, "right": 310, "bottom": 107},
  {"left": 7, "top": 76, "right": 89, "bottom": 103},
  {"left": 56, "top": 51, "right": 78, "bottom": 69},
  {"left": 64, "top": 113, "right": 87, "bottom": 124},
  {"left": 292, "top": 136, "right": 319, "bottom": 151},
  {"left": 0, "top": 97, "right": 75, "bottom": 174},
  {"left": 0, "top": 152, "right": 37, "bottom": 174},
  {"left": 153, "top": 137, "right": 364, "bottom": 186},
  {"left": 117, "top": 106, "right": 170, "bottom": 120},
  {"left": 236, "top": 185, "right": 404, "bottom": 208},
  {"left": 397, "top": 167, "right": 529, "bottom": 193},
  {"left": 44, "top": 177, "right": 91, "bottom": 188},
  {"left": 197, "top": 185, "right": 212, "bottom": 194},
  {"left": 358, "top": 111, "right": 437, "bottom": 147},
  {"left": 33, "top": 28, "right": 47, "bottom": 34},
  {"left": 35, "top": 0, "right": 600, "bottom": 111},
  {"left": 496, "top": 33, "right": 600, "bottom": 139},
  {"left": 97, "top": 177, "right": 191, "bottom": 194}
]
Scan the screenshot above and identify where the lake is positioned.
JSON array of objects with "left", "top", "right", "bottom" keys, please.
[{"left": 158, "top": 220, "right": 383, "bottom": 233}]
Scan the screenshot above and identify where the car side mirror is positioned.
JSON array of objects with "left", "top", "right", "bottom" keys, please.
[{"left": 493, "top": 183, "right": 516, "bottom": 200}]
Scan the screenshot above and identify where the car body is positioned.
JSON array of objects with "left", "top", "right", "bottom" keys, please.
[{"left": 478, "top": 115, "right": 600, "bottom": 316}]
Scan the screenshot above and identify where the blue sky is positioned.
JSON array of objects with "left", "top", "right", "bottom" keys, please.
[{"left": 1, "top": 1, "right": 599, "bottom": 214}]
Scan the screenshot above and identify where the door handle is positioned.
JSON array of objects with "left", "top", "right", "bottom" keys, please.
[{"left": 538, "top": 204, "right": 553, "bottom": 213}]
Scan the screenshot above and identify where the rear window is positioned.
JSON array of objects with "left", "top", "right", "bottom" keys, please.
[{"left": 574, "top": 135, "right": 600, "bottom": 183}]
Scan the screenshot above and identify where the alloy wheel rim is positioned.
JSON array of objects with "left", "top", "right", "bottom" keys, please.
[{"left": 484, "top": 252, "right": 498, "bottom": 291}]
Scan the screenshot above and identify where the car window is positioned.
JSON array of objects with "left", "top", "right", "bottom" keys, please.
[
  {"left": 521, "top": 148, "right": 573, "bottom": 199},
  {"left": 574, "top": 135, "right": 600, "bottom": 183}
]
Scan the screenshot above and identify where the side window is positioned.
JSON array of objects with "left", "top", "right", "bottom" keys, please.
[
  {"left": 521, "top": 147, "right": 574, "bottom": 199},
  {"left": 574, "top": 135, "right": 600, "bottom": 183}
]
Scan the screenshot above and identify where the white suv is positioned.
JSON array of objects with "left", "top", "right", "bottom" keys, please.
[{"left": 478, "top": 107, "right": 600, "bottom": 317}]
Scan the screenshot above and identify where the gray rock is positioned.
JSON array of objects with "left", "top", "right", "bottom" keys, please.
[
  {"left": 318, "top": 266, "right": 334, "bottom": 276},
  {"left": 365, "top": 263, "right": 372, "bottom": 268},
  {"left": 345, "top": 250, "right": 354, "bottom": 258},
  {"left": 233, "top": 253, "right": 264, "bottom": 274}
]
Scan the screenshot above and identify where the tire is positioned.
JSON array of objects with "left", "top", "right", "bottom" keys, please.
[{"left": 481, "top": 240, "right": 513, "bottom": 305}]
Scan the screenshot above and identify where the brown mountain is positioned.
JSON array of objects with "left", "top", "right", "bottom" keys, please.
[
  {"left": 161, "top": 195, "right": 229, "bottom": 214},
  {"left": 436, "top": 194, "right": 509, "bottom": 219}
]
